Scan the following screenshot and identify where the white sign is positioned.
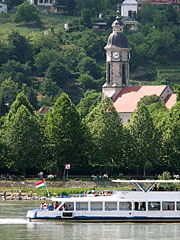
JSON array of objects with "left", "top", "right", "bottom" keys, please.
[{"left": 65, "top": 164, "right": 71, "bottom": 170}]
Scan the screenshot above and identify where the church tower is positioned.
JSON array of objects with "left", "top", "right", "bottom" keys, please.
[{"left": 102, "top": 10, "right": 131, "bottom": 100}]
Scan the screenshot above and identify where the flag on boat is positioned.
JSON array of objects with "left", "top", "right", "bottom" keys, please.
[{"left": 35, "top": 180, "right": 46, "bottom": 189}]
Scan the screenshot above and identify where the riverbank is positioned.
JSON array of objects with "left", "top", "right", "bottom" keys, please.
[{"left": 0, "top": 179, "right": 129, "bottom": 201}]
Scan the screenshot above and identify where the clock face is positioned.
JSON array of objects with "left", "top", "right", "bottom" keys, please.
[{"left": 113, "top": 52, "right": 119, "bottom": 59}]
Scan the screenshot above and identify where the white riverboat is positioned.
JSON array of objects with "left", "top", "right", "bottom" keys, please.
[{"left": 27, "top": 180, "right": 180, "bottom": 222}]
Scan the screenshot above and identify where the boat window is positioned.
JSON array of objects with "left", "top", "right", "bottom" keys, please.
[
  {"left": 162, "top": 202, "right": 175, "bottom": 211},
  {"left": 119, "top": 202, "right": 132, "bottom": 211},
  {"left": 90, "top": 202, "right": 103, "bottom": 211},
  {"left": 76, "top": 202, "right": 88, "bottom": 211},
  {"left": 105, "top": 202, "right": 117, "bottom": 211},
  {"left": 177, "top": 202, "right": 180, "bottom": 210},
  {"left": 64, "top": 202, "right": 74, "bottom": 211},
  {"left": 148, "top": 202, "right": 160, "bottom": 211},
  {"left": 134, "top": 202, "right": 146, "bottom": 211}
]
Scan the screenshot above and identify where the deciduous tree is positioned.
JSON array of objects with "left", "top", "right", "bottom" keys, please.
[{"left": 45, "top": 93, "right": 86, "bottom": 177}]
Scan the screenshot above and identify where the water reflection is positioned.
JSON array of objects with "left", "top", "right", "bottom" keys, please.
[{"left": 0, "top": 202, "right": 180, "bottom": 240}]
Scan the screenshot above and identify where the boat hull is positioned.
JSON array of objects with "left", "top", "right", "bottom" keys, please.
[{"left": 27, "top": 216, "right": 180, "bottom": 223}]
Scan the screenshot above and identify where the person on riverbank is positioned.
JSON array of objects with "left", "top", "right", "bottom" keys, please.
[
  {"left": 18, "top": 188, "right": 22, "bottom": 200},
  {"left": 3, "top": 190, "right": 6, "bottom": 201}
]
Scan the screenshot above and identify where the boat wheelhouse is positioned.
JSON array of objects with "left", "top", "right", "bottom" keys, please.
[{"left": 27, "top": 180, "right": 180, "bottom": 222}]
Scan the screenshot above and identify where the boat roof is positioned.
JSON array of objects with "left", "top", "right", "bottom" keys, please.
[
  {"left": 112, "top": 180, "right": 180, "bottom": 192},
  {"left": 112, "top": 180, "right": 180, "bottom": 183}
]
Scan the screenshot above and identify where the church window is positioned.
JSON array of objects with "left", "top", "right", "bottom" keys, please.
[
  {"left": 122, "top": 64, "right": 126, "bottom": 85},
  {"left": 107, "top": 63, "right": 110, "bottom": 84}
]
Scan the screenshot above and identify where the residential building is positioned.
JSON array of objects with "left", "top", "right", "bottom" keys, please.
[
  {"left": 138, "top": 0, "right": 180, "bottom": 11},
  {"left": 0, "top": 1, "right": 7, "bottom": 13},
  {"left": 28, "top": 0, "right": 55, "bottom": 6}
]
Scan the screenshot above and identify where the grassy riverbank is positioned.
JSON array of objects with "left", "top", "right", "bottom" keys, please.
[{"left": 0, "top": 179, "right": 131, "bottom": 200}]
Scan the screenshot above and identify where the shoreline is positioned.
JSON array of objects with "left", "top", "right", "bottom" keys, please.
[{"left": 0, "top": 179, "right": 123, "bottom": 201}]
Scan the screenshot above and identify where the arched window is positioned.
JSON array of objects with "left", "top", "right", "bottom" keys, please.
[
  {"left": 107, "top": 63, "right": 110, "bottom": 84},
  {"left": 122, "top": 64, "right": 126, "bottom": 85}
]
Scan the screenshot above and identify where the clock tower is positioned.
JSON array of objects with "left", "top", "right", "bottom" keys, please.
[{"left": 102, "top": 13, "right": 131, "bottom": 100}]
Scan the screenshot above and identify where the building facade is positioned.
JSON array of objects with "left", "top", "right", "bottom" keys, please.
[
  {"left": 28, "top": 0, "right": 55, "bottom": 6},
  {"left": 121, "top": 0, "right": 138, "bottom": 17},
  {"left": 138, "top": 0, "right": 180, "bottom": 11},
  {"left": 0, "top": 2, "right": 7, "bottom": 13}
]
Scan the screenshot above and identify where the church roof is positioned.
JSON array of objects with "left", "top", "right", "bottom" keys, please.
[
  {"left": 113, "top": 85, "right": 172, "bottom": 113},
  {"left": 164, "top": 94, "right": 177, "bottom": 110},
  {"left": 106, "top": 32, "right": 130, "bottom": 49}
]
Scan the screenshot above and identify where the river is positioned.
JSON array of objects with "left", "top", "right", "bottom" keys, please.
[{"left": 0, "top": 201, "right": 180, "bottom": 240}]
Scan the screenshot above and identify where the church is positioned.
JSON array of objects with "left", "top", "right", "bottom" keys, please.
[{"left": 102, "top": 14, "right": 176, "bottom": 125}]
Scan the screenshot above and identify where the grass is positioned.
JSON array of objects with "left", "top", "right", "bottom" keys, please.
[{"left": 0, "top": 13, "right": 79, "bottom": 40}]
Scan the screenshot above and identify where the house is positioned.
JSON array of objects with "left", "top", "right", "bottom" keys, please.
[
  {"left": 102, "top": 14, "right": 176, "bottom": 125},
  {"left": 28, "top": 0, "right": 55, "bottom": 7},
  {"left": 122, "top": 17, "right": 138, "bottom": 30},
  {"left": 137, "top": 0, "right": 180, "bottom": 11},
  {"left": 0, "top": 1, "right": 7, "bottom": 13},
  {"left": 92, "top": 22, "right": 108, "bottom": 31},
  {"left": 121, "top": 0, "right": 138, "bottom": 17}
]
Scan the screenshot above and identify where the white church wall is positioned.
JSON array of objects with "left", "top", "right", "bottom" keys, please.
[{"left": 121, "top": 0, "right": 138, "bottom": 17}]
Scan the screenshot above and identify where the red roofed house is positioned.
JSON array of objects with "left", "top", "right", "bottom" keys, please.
[
  {"left": 102, "top": 14, "right": 176, "bottom": 124},
  {"left": 138, "top": 0, "right": 180, "bottom": 11}
]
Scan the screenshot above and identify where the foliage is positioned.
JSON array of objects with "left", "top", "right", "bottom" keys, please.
[
  {"left": 128, "top": 104, "right": 162, "bottom": 175},
  {"left": 137, "top": 94, "right": 160, "bottom": 108},
  {"left": 45, "top": 93, "right": 87, "bottom": 177},
  {"left": 8, "top": 31, "right": 33, "bottom": 64},
  {"left": 162, "top": 102, "right": 180, "bottom": 172},
  {"left": 4, "top": 0, "right": 24, "bottom": 10},
  {"left": 1, "top": 105, "right": 44, "bottom": 176},
  {"left": 85, "top": 97, "right": 124, "bottom": 173},
  {"left": 13, "top": 2, "right": 41, "bottom": 25},
  {"left": 77, "top": 90, "right": 101, "bottom": 118}
]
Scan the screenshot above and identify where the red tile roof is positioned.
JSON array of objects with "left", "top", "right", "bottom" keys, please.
[
  {"left": 113, "top": 85, "right": 168, "bottom": 113},
  {"left": 164, "top": 94, "right": 177, "bottom": 110}
]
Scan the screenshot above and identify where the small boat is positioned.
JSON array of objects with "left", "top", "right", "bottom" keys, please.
[{"left": 27, "top": 180, "right": 180, "bottom": 222}]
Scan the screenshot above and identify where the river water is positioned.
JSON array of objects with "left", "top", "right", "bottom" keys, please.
[{"left": 0, "top": 201, "right": 180, "bottom": 240}]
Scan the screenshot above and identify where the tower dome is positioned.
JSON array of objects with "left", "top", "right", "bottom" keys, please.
[{"left": 105, "top": 16, "right": 130, "bottom": 50}]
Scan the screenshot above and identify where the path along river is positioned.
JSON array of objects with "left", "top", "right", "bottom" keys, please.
[{"left": 0, "top": 201, "right": 180, "bottom": 240}]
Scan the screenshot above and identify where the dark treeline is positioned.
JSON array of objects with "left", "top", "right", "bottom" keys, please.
[{"left": 0, "top": 91, "right": 180, "bottom": 178}]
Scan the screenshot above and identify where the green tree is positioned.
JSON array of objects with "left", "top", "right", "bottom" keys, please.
[
  {"left": 137, "top": 94, "right": 160, "bottom": 108},
  {"left": 45, "top": 93, "right": 86, "bottom": 177},
  {"left": 0, "top": 94, "right": 9, "bottom": 117},
  {"left": 4, "top": 0, "right": 24, "bottom": 10},
  {"left": 0, "top": 60, "right": 33, "bottom": 87},
  {"left": 165, "top": 5, "right": 177, "bottom": 23},
  {"left": 128, "top": 104, "right": 162, "bottom": 175},
  {"left": 80, "top": 8, "right": 92, "bottom": 27},
  {"left": 138, "top": 2, "right": 153, "bottom": 24},
  {"left": 77, "top": 56, "right": 102, "bottom": 79},
  {"left": 77, "top": 90, "right": 101, "bottom": 118},
  {"left": 1, "top": 105, "right": 44, "bottom": 177},
  {"left": 153, "top": 10, "right": 167, "bottom": 30},
  {"left": 13, "top": 2, "right": 41, "bottom": 25},
  {"left": 76, "top": 73, "right": 96, "bottom": 90},
  {"left": 162, "top": 102, "right": 180, "bottom": 172},
  {"left": 0, "top": 41, "right": 13, "bottom": 65},
  {"left": 85, "top": 97, "right": 124, "bottom": 174},
  {"left": 8, "top": 31, "right": 33, "bottom": 64},
  {"left": 78, "top": 30, "right": 106, "bottom": 60},
  {"left": 40, "top": 78, "right": 61, "bottom": 97},
  {"left": 0, "top": 78, "right": 19, "bottom": 106},
  {"left": 45, "top": 61, "right": 70, "bottom": 88},
  {"left": 6, "top": 91, "right": 34, "bottom": 121},
  {"left": 34, "top": 48, "right": 62, "bottom": 76},
  {"left": 54, "top": 0, "right": 76, "bottom": 14}
]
